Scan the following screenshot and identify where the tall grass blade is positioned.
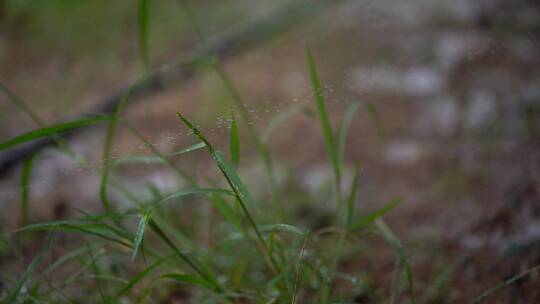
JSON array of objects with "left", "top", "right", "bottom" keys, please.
[
  {"left": 306, "top": 47, "right": 340, "bottom": 187},
  {"left": 230, "top": 111, "right": 240, "bottom": 169},
  {"left": 138, "top": 0, "right": 150, "bottom": 69},
  {"left": 346, "top": 162, "right": 361, "bottom": 229},
  {"left": 291, "top": 231, "right": 310, "bottom": 304},
  {"left": 262, "top": 104, "right": 303, "bottom": 143},
  {"left": 0, "top": 115, "right": 110, "bottom": 152},
  {"left": 20, "top": 153, "right": 37, "bottom": 226},
  {"left": 376, "top": 218, "right": 414, "bottom": 303},
  {"left": 338, "top": 102, "right": 360, "bottom": 163},
  {"left": 100, "top": 80, "right": 143, "bottom": 211},
  {"left": 4, "top": 233, "right": 54, "bottom": 303}
]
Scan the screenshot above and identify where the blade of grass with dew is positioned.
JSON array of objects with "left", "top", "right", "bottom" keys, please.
[
  {"left": 230, "top": 111, "right": 240, "bottom": 169},
  {"left": 176, "top": 112, "right": 287, "bottom": 293},
  {"left": 4, "top": 233, "right": 54, "bottom": 304},
  {"left": 0, "top": 115, "right": 110, "bottom": 152},
  {"left": 338, "top": 102, "right": 360, "bottom": 163},
  {"left": 20, "top": 153, "right": 37, "bottom": 227},
  {"left": 376, "top": 218, "right": 415, "bottom": 303},
  {"left": 121, "top": 121, "right": 196, "bottom": 186},
  {"left": 179, "top": 0, "right": 279, "bottom": 206},
  {"left": 169, "top": 141, "right": 206, "bottom": 156},
  {"left": 138, "top": 0, "right": 150, "bottom": 70},
  {"left": 351, "top": 198, "right": 402, "bottom": 230},
  {"left": 147, "top": 219, "right": 221, "bottom": 292},
  {"left": 469, "top": 264, "right": 540, "bottom": 304},
  {"left": 306, "top": 46, "right": 340, "bottom": 188}
]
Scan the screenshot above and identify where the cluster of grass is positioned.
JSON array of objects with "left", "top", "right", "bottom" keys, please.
[
  {"left": 2, "top": 1, "right": 531, "bottom": 303},
  {"left": 0, "top": 45, "right": 411, "bottom": 303}
]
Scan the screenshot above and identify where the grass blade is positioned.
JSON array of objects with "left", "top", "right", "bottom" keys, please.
[
  {"left": 116, "top": 255, "right": 173, "bottom": 298},
  {"left": 291, "top": 231, "right": 310, "bottom": 304},
  {"left": 363, "top": 102, "right": 383, "bottom": 138},
  {"left": 375, "top": 219, "right": 415, "bottom": 303},
  {"left": 4, "top": 233, "right": 54, "bottom": 303},
  {"left": 0, "top": 115, "right": 109, "bottom": 152},
  {"left": 169, "top": 141, "right": 206, "bottom": 156},
  {"left": 138, "top": 0, "right": 150, "bottom": 69},
  {"left": 230, "top": 111, "right": 240, "bottom": 169},
  {"left": 161, "top": 273, "right": 215, "bottom": 289},
  {"left": 345, "top": 162, "right": 361, "bottom": 229},
  {"left": 306, "top": 46, "right": 340, "bottom": 187},
  {"left": 20, "top": 153, "right": 37, "bottom": 227},
  {"left": 338, "top": 102, "right": 360, "bottom": 163},
  {"left": 147, "top": 219, "right": 221, "bottom": 291},
  {"left": 131, "top": 213, "right": 150, "bottom": 261},
  {"left": 469, "top": 264, "right": 540, "bottom": 304},
  {"left": 351, "top": 198, "right": 402, "bottom": 230}
]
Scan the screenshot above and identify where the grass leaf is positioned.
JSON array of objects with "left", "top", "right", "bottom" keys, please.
[
  {"left": 131, "top": 213, "right": 150, "bottom": 261},
  {"left": 161, "top": 273, "right": 215, "bottom": 290},
  {"left": 351, "top": 198, "right": 401, "bottom": 230},
  {"left": 169, "top": 142, "right": 206, "bottom": 156},
  {"left": 20, "top": 153, "right": 37, "bottom": 226},
  {"left": 116, "top": 255, "right": 173, "bottom": 298},
  {"left": 376, "top": 218, "right": 415, "bottom": 303},
  {"left": 138, "top": 0, "right": 150, "bottom": 69},
  {"left": 338, "top": 102, "right": 360, "bottom": 163},
  {"left": 306, "top": 46, "right": 340, "bottom": 187},
  {"left": 4, "top": 233, "right": 54, "bottom": 303},
  {"left": 363, "top": 102, "right": 383, "bottom": 138},
  {"left": 0, "top": 115, "right": 110, "bottom": 152},
  {"left": 230, "top": 111, "right": 240, "bottom": 169}
]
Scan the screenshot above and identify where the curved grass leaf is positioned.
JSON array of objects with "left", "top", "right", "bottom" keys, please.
[
  {"left": 363, "top": 102, "right": 383, "bottom": 138},
  {"left": 376, "top": 219, "right": 414, "bottom": 303},
  {"left": 262, "top": 104, "right": 302, "bottom": 143},
  {"left": 0, "top": 115, "right": 110, "bottom": 152}
]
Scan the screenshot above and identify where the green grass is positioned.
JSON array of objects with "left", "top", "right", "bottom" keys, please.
[{"left": 2, "top": 3, "right": 519, "bottom": 302}]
